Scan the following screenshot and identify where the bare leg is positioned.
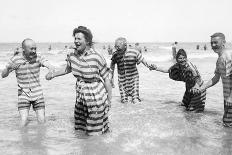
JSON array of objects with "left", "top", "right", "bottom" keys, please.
[
  {"left": 19, "top": 109, "right": 29, "bottom": 127},
  {"left": 35, "top": 108, "right": 45, "bottom": 124}
]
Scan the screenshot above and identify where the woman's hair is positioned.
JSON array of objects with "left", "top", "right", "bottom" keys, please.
[
  {"left": 176, "top": 49, "right": 187, "bottom": 61},
  {"left": 73, "top": 26, "right": 93, "bottom": 46}
]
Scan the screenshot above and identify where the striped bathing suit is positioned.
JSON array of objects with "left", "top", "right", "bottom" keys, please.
[
  {"left": 8, "top": 53, "right": 47, "bottom": 111},
  {"left": 111, "top": 49, "right": 144, "bottom": 103},
  {"left": 215, "top": 50, "right": 232, "bottom": 126},
  {"left": 169, "top": 61, "right": 206, "bottom": 112},
  {"left": 67, "top": 49, "right": 110, "bottom": 135}
]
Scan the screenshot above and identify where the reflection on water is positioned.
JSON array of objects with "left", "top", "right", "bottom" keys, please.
[{"left": 20, "top": 125, "right": 47, "bottom": 155}]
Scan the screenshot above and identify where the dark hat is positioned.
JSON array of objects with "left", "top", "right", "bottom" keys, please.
[
  {"left": 73, "top": 26, "right": 93, "bottom": 45},
  {"left": 210, "top": 32, "right": 225, "bottom": 40}
]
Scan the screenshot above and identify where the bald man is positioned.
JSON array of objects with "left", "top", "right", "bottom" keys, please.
[
  {"left": 1, "top": 38, "right": 54, "bottom": 127},
  {"left": 200, "top": 33, "right": 232, "bottom": 127},
  {"left": 110, "top": 37, "right": 154, "bottom": 104}
]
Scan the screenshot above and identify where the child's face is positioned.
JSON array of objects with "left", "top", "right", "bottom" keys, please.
[{"left": 177, "top": 55, "right": 187, "bottom": 65}]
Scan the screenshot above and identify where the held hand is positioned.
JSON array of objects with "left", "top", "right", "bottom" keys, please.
[
  {"left": 198, "top": 86, "right": 206, "bottom": 92},
  {"left": 190, "top": 85, "right": 201, "bottom": 94},
  {"left": 45, "top": 71, "right": 54, "bottom": 80},
  {"left": 7, "top": 62, "right": 21, "bottom": 71},
  {"left": 149, "top": 64, "right": 157, "bottom": 70},
  {"left": 190, "top": 87, "right": 201, "bottom": 94}
]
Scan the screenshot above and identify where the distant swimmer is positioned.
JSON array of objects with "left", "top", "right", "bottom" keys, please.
[
  {"left": 107, "top": 45, "right": 113, "bottom": 55},
  {"left": 144, "top": 46, "right": 147, "bottom": 52},
  {"left": 204, "top": 44, "right": 207, "bottom": 50},
  {"left": 196, "top": 44, "right": 200, "bottom": 50},
  {"left": 48, "top": 45, "right": 52, "bottom": 51},
  {"left": 172, "top": 42, "right": 178, "bottom": 59}
]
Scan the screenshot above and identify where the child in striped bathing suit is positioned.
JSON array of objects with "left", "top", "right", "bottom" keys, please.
[
  {"left": 46, "top": 26, "right": 112, "bottom": 136},
  {"left": 151, "top": 49, "right": 206, "bottom": 112},
  {"left": 110, "top": 37, "right": 154, "bottom": 104},
  {"left": 1, "top": 38, "right": 54, "bottom": 126},
  {"left": 200, "top": 33, "right": 232, "bottom": 127}
]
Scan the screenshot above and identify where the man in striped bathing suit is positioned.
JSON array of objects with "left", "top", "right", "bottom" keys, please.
[
  {"left": 1, "top": 38, "right": 54, "bottom": 127},
  {"left": 200, "top": 33, "right": 232, "bottom": 127},
  {"left": 110, "top": 37, "right": 153, "bottom": 104}
]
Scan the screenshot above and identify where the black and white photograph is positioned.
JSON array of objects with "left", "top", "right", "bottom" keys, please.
[{"left": 0, "top": 0, "right": 232, "bottom": 154}]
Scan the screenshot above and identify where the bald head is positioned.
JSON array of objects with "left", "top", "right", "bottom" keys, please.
[
  {"left": 21, "top": 38, "right": 37, "bottom": 59},
  {"left": 22, "top": 38, "right": 35, "bottom": 49},
  {"left": 115, "top": 37, "right": 127, "bottom": 52},
  {"left": 115, "top": 37, "right": 127, "bottom": 45}
]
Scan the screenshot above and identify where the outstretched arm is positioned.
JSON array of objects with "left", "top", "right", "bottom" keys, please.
[
  {"left": 42, "top": 61, "right": 55, "bottom": 71},
  {"left": 1, "top": 62, "right": 19, "bottom": 78},
  {"left": 46, "top": 63, "right": 71, "bottom": 80},
  {"left": 154, "top": 66, "right": 169, "bottom": 73},
  {"left": 200, "top": 73, "right": 220, "bottom": 91},
  {"left": 110, "top": 61, "right": 115, "bottom": 88},
  {"left": 103, "top": 75, "right": 112, "bottom": 106}
]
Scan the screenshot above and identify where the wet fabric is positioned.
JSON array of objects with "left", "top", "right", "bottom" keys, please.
[
  {"left": 67, "top": 49, "right": 110, "bottom": 135},
  {"left": 7, "top": 53, "right": 47, "bottom": 110},
  {"left": 169, "top": 61, "right": 206, "bottom": 112},
  {"left": 111, "top": 49, "right": 143, "bottom": 103},
  {"left": 215, "top": 50, "right": 232, "bottom": 126}
]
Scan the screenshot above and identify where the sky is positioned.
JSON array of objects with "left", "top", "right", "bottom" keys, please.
[{"left": 0, "top": 0, "right": 232, "bottom": 43}]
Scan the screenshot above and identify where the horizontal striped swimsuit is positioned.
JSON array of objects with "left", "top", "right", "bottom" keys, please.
[
  {"left": 67, "top": 49, "right": 110, "bottom": 135},
  {"left": 215, "top": 50, "right": 232, "bottom": 126},
  {"left": 9, "top": 53, "right": 47, "bottom": 111},
  {"left": 111, "top": 49, "right": 143, "bottom": 103},
  {"left": 169, "top": 61, "right": 206, "bottom": 112}
]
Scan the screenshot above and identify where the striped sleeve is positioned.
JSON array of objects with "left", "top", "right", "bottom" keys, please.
[
  {"left": 98, "top": 54, "right": 110, "bottom": 79},
  {"left": 136, "top": 51, "right": 144, "bottom": 65},
  {"left": 225, "top": 55, "right": 232, "bottom": 77}
]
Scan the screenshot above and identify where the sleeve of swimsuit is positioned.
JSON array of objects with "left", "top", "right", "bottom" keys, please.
[
  {"left": 136, "top": 51, "right": 144, "bottom": 65},
  {"left": 225, "top": 54, "right": 232, "bottom": 77},
  {"left": 98, "top": 54, "right": 110, "bottom": 80}
]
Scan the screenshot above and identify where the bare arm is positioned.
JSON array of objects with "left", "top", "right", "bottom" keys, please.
[
  {"left": 141, "top": 58, "right": 153, "bottom": 69},
  {"left": 42, "top": 61, "right": 55, "bottom": 71},
  {"left": 1, "top": 67, "right": 11, "bottom": 78},
  {"left": 109, "top": 61, "right": 115, "bottom": 87},
  {"left": 1, "top": 62, "right": 19, "bottom": 78},
  {"left": 103, "top": 75, "right": 112, "bottom": 105},
  {"left": 45, "top": 63, "right": 71, "bottom": 80},
  {"left": 155, "top": 66, "right": 169, "bottom": 73},
  {"left": 200, "top": 73, "right": 220, "bottom": 90}
]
